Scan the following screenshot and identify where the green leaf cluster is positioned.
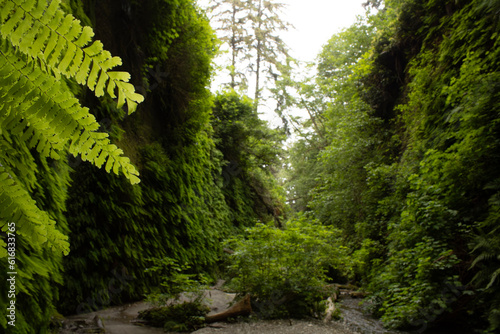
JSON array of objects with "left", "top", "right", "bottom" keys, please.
[
  {"left": 212, "top": 90, "right": 286, "bottom": 228},
  {"left": 287, "top": 0, "right": 500, "bottom": 330},
  {"left": 138, "top": 301, "right": 209, "bottom": 332},
  {"left": 144, "top": 257, "right": 208, "bottom": 307},
  {"left": 0, "top": 0, "right": 143, "bottom": 331},
  {"left": 225, "top": 214, "right": 350, "bottom": 318}
]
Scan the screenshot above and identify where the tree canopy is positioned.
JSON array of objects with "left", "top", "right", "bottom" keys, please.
[{"left": 208, "top": 0, "right": 292, "bottom": 110}]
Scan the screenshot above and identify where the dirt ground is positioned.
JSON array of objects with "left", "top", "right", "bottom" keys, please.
[
  {"left": 58, "top": 288, "right": 360, "bottom": 334},
  {"left": 192, "top": 289, "right": 358, "bottom": 334},
  {"left": 193, "top": 318, "right": 357, "bottom": 334}
]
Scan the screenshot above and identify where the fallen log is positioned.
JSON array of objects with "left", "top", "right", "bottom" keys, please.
[
  {"left": 350, "top": 291, "right": 369, "bottom": 298},
  {"left": 205, "top": 294, "right": 252, "bottom": 323},
  {"left": 339, "top": 289, "right": 369, "bottom": 298}
]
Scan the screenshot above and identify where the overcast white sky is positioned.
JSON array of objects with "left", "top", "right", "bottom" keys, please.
[
  {"left": 281, "top": 0, "right": 367, "bottom": 64},
  {"left": 198, "top": 0, "right": 369, "bottom": 125},
  {"left": 270, "top": 0, "right": 369, "bottom": 126}
]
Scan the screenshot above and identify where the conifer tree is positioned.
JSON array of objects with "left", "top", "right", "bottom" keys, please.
[
  {"left": 209, "top": 0, "right": 292, "bottom": 111},
  {"left": 248, "top": 0, "right": 291, "bottom": 109},
  {"left": 209, "top": 0, "right": 249, "bottom": 90}
]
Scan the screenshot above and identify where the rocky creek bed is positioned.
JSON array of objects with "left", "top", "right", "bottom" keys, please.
[{"left": 55, "top": 288, "right": 406, "bottom": 334}]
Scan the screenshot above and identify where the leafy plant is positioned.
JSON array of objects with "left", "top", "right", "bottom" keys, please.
[
  {"left": 0, "top": 0, "right": 143, "bottom": 331},
  {"left": 140, "top": 257, "right": 210, "bottom": 332},
  {"left": 471, "top": 192, "right": 500, "bottom": 332},
  {"left": 145, "top": 257, "right": 208, "bottom": 307},
  {"left": 138, "top": 301, "right": 210, "bottom": 332},
  {"left": 225, "top": 214, "right": 350, "bottom": 318}
]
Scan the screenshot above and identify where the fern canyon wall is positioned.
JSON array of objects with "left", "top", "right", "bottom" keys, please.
[
  {"left": 285, "top": 0, "right": 500, "bottom": 331},
  {"left": 58, "top": 0, "right": 230, "bottom": 314}
]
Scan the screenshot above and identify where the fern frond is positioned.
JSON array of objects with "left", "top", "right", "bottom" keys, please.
[
  {"left": 472, "top": 251, "right": 496, "bottom": 268},
  {"left": 0, "top": 39, "right": 140, "bottom": 183},
  {"left": 0, "top": 134, "right": 39, "bottom": 190},
  {"left": 0, "top": 166, "right": 69, "bottom": 256},
  {"left": 487, "top": 268, "right": 500, "bottom": 289},
  {"left": 0, "top": 0, "right": 144, "bottom": 113}
]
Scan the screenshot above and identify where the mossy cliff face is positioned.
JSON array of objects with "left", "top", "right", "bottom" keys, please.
[
  {"left": 59, "top": 0, "right": 230, "bottom": 314},
  {"left": 290, "top": 0, "right": 500, "bottom": 330}
]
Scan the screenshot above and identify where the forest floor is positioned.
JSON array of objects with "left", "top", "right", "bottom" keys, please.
[
  {"left": 192, "top": 318, "right": 357, "bottom": 334},
  {"left": 56, "top": 286, "right": 398, "bottom": 334}
]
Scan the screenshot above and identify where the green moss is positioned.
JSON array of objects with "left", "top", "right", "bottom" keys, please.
[
  {"left": 59, "top": 0, "right": 232, "bottom": 314},
  {"left": 138, "top": 302, "right": 210, "bottom": 332}
]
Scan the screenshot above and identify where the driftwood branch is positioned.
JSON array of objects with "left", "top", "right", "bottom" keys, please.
[{"left": 205, "top": 294, "right": 252, "bottom": 323}]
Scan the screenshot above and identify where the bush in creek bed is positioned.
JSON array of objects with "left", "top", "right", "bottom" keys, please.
[{"left": 225, "top": 213, "right": 352, "bottom": 319}]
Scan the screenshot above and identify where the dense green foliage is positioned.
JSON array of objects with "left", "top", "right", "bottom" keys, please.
[
  {"left": 212, "top": 91, "right": 286, "bottom": 228},
  {"left": 1, "top": 0, "right": 284, "bottom": 332},
  {"left": 286, "top": 0, "right": 500, "bottom": 331},
  {"left": 226, "top": 214, "right": 350, "bottom": 318},
  {"left": 0, "top": 0, "right": 143, "bottom": 331},
  {"left": 3, "top": 0, "right": 499, "bottom": 332},
  {"left": 58, "top": 0, "right": 232, "bottom": 314}
]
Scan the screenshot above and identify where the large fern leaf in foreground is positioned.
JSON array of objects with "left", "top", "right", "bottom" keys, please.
[
  {"left": 0, "top": 0, "right": 144, "bottom": 331},
  {"left": 0, "top": 40, "right": 140, "bottom": 182},
  {"left": 0, "top": 0, "right": 144, "bottom": 278},
  {"left": 0, "top": 0, "right": 144, "bottom": 112}
]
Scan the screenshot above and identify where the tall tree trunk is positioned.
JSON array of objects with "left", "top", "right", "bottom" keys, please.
[
  {"left": 254, "top": 40, "right": 261, "bottom": 110},
  {"left": 230, "top": 0, "right": 237, "bottom": 88},
  {"left": 254, "top": 0, "right": 263, "bottom": 111}
]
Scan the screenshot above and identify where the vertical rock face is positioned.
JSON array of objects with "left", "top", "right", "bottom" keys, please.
[
  {"left": 58, "top": 0, "right": 230, "bottom": 314},
  {"left": 56, "top": 0, "right": 284, "bottom": 319}
]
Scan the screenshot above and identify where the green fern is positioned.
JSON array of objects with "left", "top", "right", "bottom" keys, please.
[
  {"left": 0, "top": 165, "right": 69, "bottom": 258},
  {"left": 472, "top": 192, "right": 500, "bottom": 289},
  {"left": 0, "top": 2, "right": 142, "bottom": 260},
  {"left": 0, "top": 40, "right": 139, "bottom": 183},
  {"left": 0, "top": 0, "right": 144, "bottom": 112},
  {"left": 0, "top": 0, "right": 146, "bottom": 331}
]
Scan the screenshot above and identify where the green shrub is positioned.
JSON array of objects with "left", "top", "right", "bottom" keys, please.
[
  {"left": 139, "top": 257, "right": 210, "bottom": 331},
  {"left": 138, "top": 302, "right": 209, "bottom": 332},
  {"left": 225, "top": 214, "right": 350, "bottom": 318},
  {"left": 144, "top": 257, "right": 208, "bottom": 307}
]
